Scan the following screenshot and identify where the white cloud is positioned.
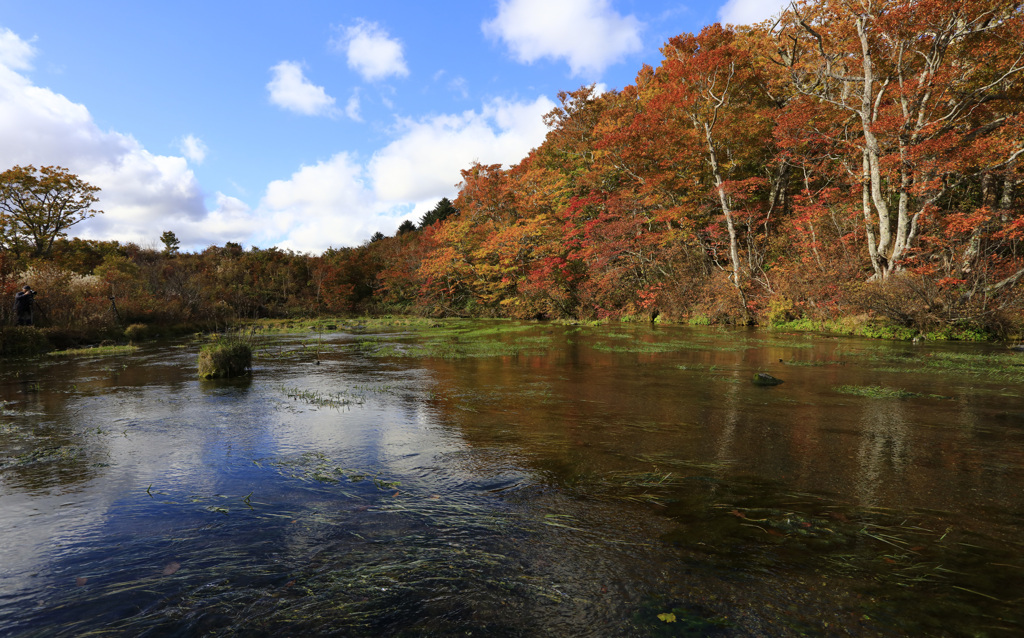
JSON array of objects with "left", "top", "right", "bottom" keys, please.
[
  {"left": 0, "top": 31, "right": 211, "bottom": 248},
  {"left": 0, "top": 28, "right": 559, "bottom": 254},
  {"left": 177, "top": 134, "right": 207, "bottom": 164},
  {"left": 482, "top": 0, "right": 643, "bottom": 77},
  {"left": 244, "top": 95, "right": 555, "bottom": 251},
  {"left": 253, "top": 152, "right": 387, "bottom": 251},
  {"left": 266, "top": 61, "right": 337, "bottom": 116},
  {"left": 369, "top": 95, "right": 555, "bottom": 203},
  {"left": 345, "top": 89, "right": 362, "bottom": 121},
  {"left": 718, "top": 0, "right": 790, "bottom": 25},
  {"left": 334, "top": 20, "right": 409, "bottom": 82},
  {"left": 0, "top": 27, "right": 35, "bottom": 71},
  {"left": 448, "top": 76, "right": 469, "bottom": 99}
]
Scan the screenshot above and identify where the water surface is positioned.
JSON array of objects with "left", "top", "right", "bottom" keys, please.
[{"left": 2, "top": 323, "right": 1022, "bottom": 636}]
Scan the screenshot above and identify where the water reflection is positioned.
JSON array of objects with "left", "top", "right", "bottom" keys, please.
[{"left": 855, "top": 399, "right": 910, "bottom": 508}]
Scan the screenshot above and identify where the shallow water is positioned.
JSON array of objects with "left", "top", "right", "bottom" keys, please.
[{"left": 1, "top": 322, "right": 1023, "bottom": 636}]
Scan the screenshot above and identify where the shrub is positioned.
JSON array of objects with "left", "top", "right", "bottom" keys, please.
[
  {"left": 0, "top": 326, "right": 52, "bottom": 356},
  {"left": 124, "top": 323, "right": 152, "bottom": 342}
]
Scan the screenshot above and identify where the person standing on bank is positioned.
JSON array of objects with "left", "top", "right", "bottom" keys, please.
[{"left": 14, "top": 285, "right": 36, "bottom": 326}]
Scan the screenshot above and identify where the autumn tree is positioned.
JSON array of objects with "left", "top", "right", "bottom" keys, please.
[
  {"left": 0, "top": 165, "right": 102, "bottom": 257},
  {"left": 782, "top": 0, "right": 1024, "bottom": 281}
]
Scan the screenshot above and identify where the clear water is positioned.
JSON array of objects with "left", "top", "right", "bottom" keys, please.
[{"left": 1, "top": 323, "right": 1023, "bottom": 636}]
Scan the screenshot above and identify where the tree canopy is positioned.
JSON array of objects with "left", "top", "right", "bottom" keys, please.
[{"left": 0, "top": 165, "right": 102, "bottom": 257}]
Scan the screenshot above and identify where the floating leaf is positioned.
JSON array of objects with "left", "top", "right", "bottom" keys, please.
[
  {"left": 657, "top": 612, "right": 677, "bottom": 623},
  {"left": 162, "top": 561, "right": 181, "bottom": 576}
]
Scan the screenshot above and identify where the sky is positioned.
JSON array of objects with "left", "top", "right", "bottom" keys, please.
[{"left": 0, "top": 0, "right": 788, "bottom": 254}]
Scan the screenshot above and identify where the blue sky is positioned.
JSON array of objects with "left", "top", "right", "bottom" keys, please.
[{"left": 0, "top": 0, "right": 786, "bottom": 253}]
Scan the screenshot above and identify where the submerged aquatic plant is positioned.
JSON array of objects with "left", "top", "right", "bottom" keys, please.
[
  {"left": 283, "top": 386, "right": 364, "bottom": 409},
  {"left": 833, "top": 385, "right": 928, "bottom": 399}
]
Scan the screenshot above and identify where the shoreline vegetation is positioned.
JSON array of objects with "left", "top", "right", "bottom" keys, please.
[
  {"left": 3, "top": 1, "right": 1023, "bottom": 355},
  {"left": 0, "top": 312, "right": 1014, "bottom": 359}
]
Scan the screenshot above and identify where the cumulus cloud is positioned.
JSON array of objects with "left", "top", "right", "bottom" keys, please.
[
  {"left": 0, "top": 27, "right": 35, "bottom": 70},
  {"left": 177, "top": 134, "right": 207, "bottom": 164},
  {"left": 244, "top": 95, "right": 555, "bottom": 251},
  {"left": 334, "top": 20, "right": 409, "bottom": 82},
  {"left": 482, "top": 0, "right": 643, "bottom": 77},
  {"left": 0, "top": 30, "right": 211, "bottom": 248},
  {"left": 369, "top": 95, "right": 555, "bottom": 203},
  {"left": 267, "top": 61, "right": 337, "bottom": 116},
  {"left": 718, "top": 0, "right": 790, "bottom": 25},
  {"left": 252, "top": 152, "right": 383, "bottom": 251},
  {"left": 0, "top": 27, "right": 559, "bottom": 253}
]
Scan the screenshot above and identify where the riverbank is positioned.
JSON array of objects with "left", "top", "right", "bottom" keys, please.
[{"left": 1, "top": 312, "right": 1015, "bottom": 359}]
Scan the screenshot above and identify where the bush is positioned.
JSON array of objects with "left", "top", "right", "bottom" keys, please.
[
  {"left": 124, "top": 323, "right": 153, "bottom": 342},
  {"left": 0, "top": 326, "right": 52, "bottom": 356},
  {"left": 197, "top": 339, "right": 252, "bottom": 379},
  {"left": 766, "top": 296, "right": 799, "bottom": 326}
]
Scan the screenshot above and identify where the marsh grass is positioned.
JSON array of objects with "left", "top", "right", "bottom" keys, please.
[
  {"left": 593, "top": 338, "right": 743, "bottom": 354},
  {"left": 48, "top": 344, "right": 138, "bottom": 357},
  {"left": 838, "top": 347, "right": 1024, "bottom": 382},
  {"left": 833, "top": 385, "right": 935, "bottom": 399},
  {"left": 245, "top": 316, "right": 449, "bottom": 335},
  {"left": 1, "top": 445, "right": 82, "bottom": 469},
  {"left": 359, "top": 326, "right": 554, "bottom": 359}
]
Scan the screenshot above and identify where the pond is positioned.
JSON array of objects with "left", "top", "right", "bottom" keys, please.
[{"left": 1, "top": 321, "right": 1023, "bottom": 636}]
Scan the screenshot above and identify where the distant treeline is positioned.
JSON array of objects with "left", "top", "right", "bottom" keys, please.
[{"left": 3, "top": 0, "right": 1023, "bottom": 340}]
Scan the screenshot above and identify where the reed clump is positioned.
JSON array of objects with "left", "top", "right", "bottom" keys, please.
[{"left": 198, "top": 337, "right": 252, "bottom": 379}]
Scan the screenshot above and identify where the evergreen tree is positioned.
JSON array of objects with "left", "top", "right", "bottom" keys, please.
[
  {"left": 160, "top": 230, "right": 180, "bottom": 255},
  {"left": 418, "top": 197, "right": 458, "bottom": 229}
]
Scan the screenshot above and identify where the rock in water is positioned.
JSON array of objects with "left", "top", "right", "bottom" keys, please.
[{"left": 752, "top": 372, "right": 784, "bottom": 386}]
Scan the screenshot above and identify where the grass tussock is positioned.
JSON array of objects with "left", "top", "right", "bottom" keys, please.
[
  {"left": 49, "top": 344, "right": 138, "bottom": 357},
  {"left": 198, "top": 338, "right": 252, "bottom": 379}
]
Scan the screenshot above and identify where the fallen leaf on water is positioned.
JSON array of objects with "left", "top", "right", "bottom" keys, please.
[
  {"left": 657, "top": 612, "right": 677, "bottom": 623},
  {"left": 76, "top": 577, "right": 88, "bottom": 586},
  {"left": 162, "top": 561, "right": 181, "bottom": 576}
]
